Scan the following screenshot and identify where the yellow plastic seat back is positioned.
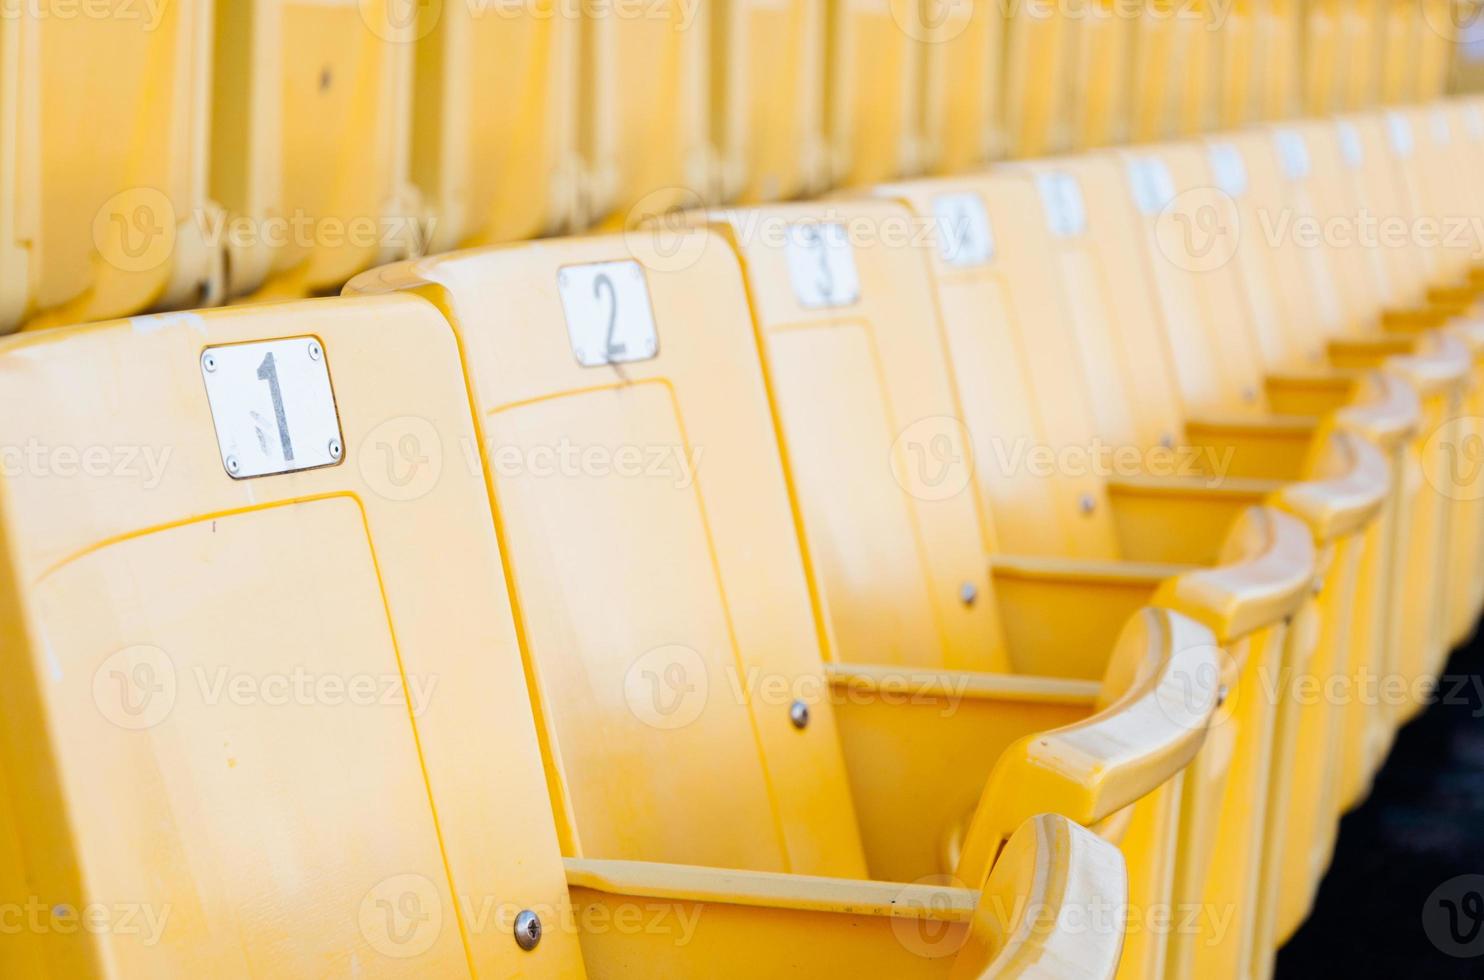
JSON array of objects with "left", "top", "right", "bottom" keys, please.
[
  {"left": 870, "top": 175, "right": 1123, "bottom": 561},
  {"left": 1128, "top": 0, "right": 1182, "bottom": 141},
  {"left": 410, "top": 0, "right": 578, "bottom": 249},
  {"left": 825, "top": 0, "right": 923, "bottom": 185},
  {"left": 1021, "top": 158, "right": 1189, "bottom": 453},
  {"left": 1336, "top": 0, "right": 1384, "bottom": 109},
  {"left": 1217, "top": 0, "right": 1261, "bottom": 127},
  {"left": 578, "top": 1, "right": 712, "bottom": 227},
  {"left": 4, "top": 0, "right": 216, "bottom": 332},
  {"left": 1255, "top": 0, "right": 1303, "bottom": 120},
  {"left": 347, "top": 232, "right": 869, "bottom": 879},
  {"left": 1378, "top": 0, "right": 1420, "bottom": 102},
  {"left": 0, "top": 298, "right": 585, "bottom": 976},
  {"left": 1115, "top": 144, "right": 1272, "bottom": 420},
  {"left": 1067, "top": 0, "right": 1134, "bottom": 149},
  {"left": 701, "top": 201, "right": 1012, "bottom": 673},
  {"left": 717, "top": 0, "right": 828, "bottom": 202},
  {"left": 1303, "top": 0, "right": 1344, "bottom": 114},
  {"left": 212, "top": 0, "right": 417, "bottom": 300},
  {"left": 920, "top": 0, "right": 1004, "bottom": 172},
  {"left": 1001, "top": 0, "right": 1071, "bottom": 156}
]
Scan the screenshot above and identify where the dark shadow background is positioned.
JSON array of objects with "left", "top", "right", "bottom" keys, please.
[{"left": 1277, "top": 623, "right": 1484, "bottom": 977}]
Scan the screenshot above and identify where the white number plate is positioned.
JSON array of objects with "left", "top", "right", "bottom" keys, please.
[
  {"left": 1386, "top": 113, "right": 1415, "bottom": 158},
  {"left": 1336, "top": 122, "right": 1364, "bottom": 170},
  {"left": 1127, "top": 157, "right": 1176, "bottom": 215},
  {"left": 201, "top": 338, "right": 343, "bottom": 479},
  {"left": 1208, "top": 143, "right": 1249, "bottom": 197},
  {"left": 1273, "top": 129, "right": 1312, "bottom": 181},
  {"left": 558, "top": 260, "right": 660, "bottom": 367},
  {"left": 932, "top": 193, "right": 995, "bottom": 266},
  {"left": 1036, "top": 172, "right": 1088, "bottom": 238},
  {"left": 786, "top": 223, "right": 861, "bottom": 308}
]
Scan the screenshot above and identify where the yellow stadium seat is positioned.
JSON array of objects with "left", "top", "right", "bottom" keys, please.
[
  {"left": 1171, "top": 0, "right": 1221, "bottom": 137},
  {"left": 1066, "top": 0, "right": 1134, "bottom": 150},
  {"left": 0, "top": 297, "right": 588, "bottom": 975},
  {"left": 1378, "top": 0, "right": 1420, "bottom": 103},
  {"left": 716, "top": 0, "right": 829, "bottom": 202},
  {"left": 685, "top": 199, "right": 1316, "bottom": 980},
  {"left": 1110, "top": 141, "right": 1404, "bottom": 952},
  {"left": 4, "top": 0, "right": 218, "bottom": 332},
  {"left": 0, "top": 300, "right": 1131, "bottom": 978},
  {"left": 1336, "top": 0, "right": 1385, "bottom": 110},
  {"left": 1128, "top": 0, "right": 1183, "bottom": 141},
  {"left": 874, "top": 166, "right": 1382, "bottom": 980},
  {"left": 1216, "top": 0, "right": 1262, "bottom": 128},
  {"left": 1303, "top": 0, "right": 1344, "bottom": 114},
  {"left": 578, "top": 2, "right": 712, "bottom": 229},
  {"left": 1000, "top": 0, "right": 1071, "bottom": 157},
  {"left": 1198, "top": 128, "right": 1420, "bottom": 816},
  {"left": 920, "top": 0, "right": 1004, "bottom": 173},
  {"left": 1254, "top": 0, "right": 1303, "bottom": 120},
  {"left": 1272, "top": 119, "right": 1473, "bottom": 687},
  {"left": 410, "top": 0, "right": 579, "bottom": 249},
  {"left": 211, "top": 0, "right": 419, "bottom": 301},
  {"left": 824, "top": 0, "right": 923, "bottom": 185},
  {"left": 347, "top": 225, "right": 1225, "bottom": 973}
]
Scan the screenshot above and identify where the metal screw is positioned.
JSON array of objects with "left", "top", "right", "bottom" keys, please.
[
  {"left": 1160, "top": 433, "right": 1174, "bottom": 449},
  {"left": 1217, "top": 684, "right": 1229, "bottom": 707},
  {"left": 225, "top": 455, "right": 240, "bottom": 475},
  {"left": 959, "top": 581, "right": 978, "bottom": 606},
  {"left": 328, "top": 438, "right": 343, "bottom": 461},
  {"left": 202, "top": 352, "right": 217, "bottom": 373},
  {"left": 1242, "top": 386, "right": 1257, "bottom": 403},
  {"left": 789, "top": 700, "right": 810, "bottom": 729},
  {"left": 307, "top": 340, "right": 322, "bottom": 361},
  {"left": 513, "top": 910, "right": 542, "bottom": 951},
  {"left": 1080, "top": 494, "right": 1096, "bottom": 514}
]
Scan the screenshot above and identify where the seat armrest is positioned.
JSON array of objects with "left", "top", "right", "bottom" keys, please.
[
  {"left": 955, "top": 609, "right": 1217, "bottom": 889},
  {"left": 1150, "top": 507, "right": 1315, "bottom": 642},
  {"left": 1272, "top": 430, "right": 1390, "bottom": 544},
  {"left": 1333, "top": 371, "right": 1421, "bottom": 451},
  {"left": 1384, "top": 335, "right": 1472, "bottom": 398}
]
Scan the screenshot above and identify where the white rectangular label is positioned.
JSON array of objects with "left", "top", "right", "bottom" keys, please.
[
  {"left": 1431, "top": 109, "right": 1452, "bottom": 145},
  {"left": 1273, "top": 129, "right": 1312, "bottom": 181},
  {"left": 785, "top": 223, "right": 861, "bottom": 308},
  {"left": 201, "top": 338, "right": 342, "bottom": 479},
  {"left": 1036, "top": 172, "right": 1088, "bottom": 237},
  {"left": 1466, "top": 107, "right": 1484, "bottom": 141},
  {"left": 1336, "top": 122, "right": 1364, "bottom": 170},
  {"left": 1127, "top": 157, "right": 1176, "bottom": 215},
  {"left": 1207, "top": 143, "right": 1249, "bottom": 198},
  {"left": 1386, "top": 113, "right": 1415, "bottom": 158},
  {"left": 558, "top": 260, "right": 660, "bottom": 367},
  {"left": 932, "top": 193, "right": 995, "bottom": 266}
]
